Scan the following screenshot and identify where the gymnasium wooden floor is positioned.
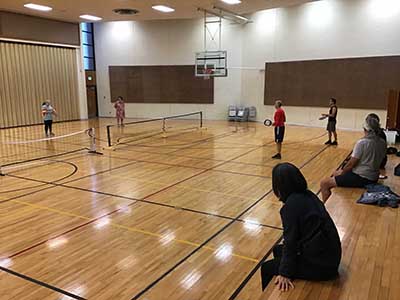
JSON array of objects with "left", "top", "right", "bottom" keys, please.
[{"left": 0, "top": 119, "right": 362, "bottom": 299}]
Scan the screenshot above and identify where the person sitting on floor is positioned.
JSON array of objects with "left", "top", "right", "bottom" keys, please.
[
  {"left": 367, "top": 113, "right": 388, "bottom": 170},
  {"left": 320, "top": 115, "right": 387, "bottom": 201},
  {"left": 261, "top": 163, "right": 342, "bottom": 292}
]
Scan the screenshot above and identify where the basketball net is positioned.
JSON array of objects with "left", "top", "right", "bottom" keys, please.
[{"left": 203, "top": 68, "right": 213, "bottom": 80}]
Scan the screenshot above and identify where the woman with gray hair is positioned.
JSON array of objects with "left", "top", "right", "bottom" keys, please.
[{"left": 320, "top": 114, "right": 387, "bottom": 201}]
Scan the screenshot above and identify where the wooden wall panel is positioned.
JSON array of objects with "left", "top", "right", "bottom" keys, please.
[
  {"left": 109, "top": 65, "right": 214, "bottom": 104},
  {"left": 0, "top": 41, "right": 80, "bottom": 128},
  {"left": 0, "top": 11, "right": 80, "bottom": 46},
  {"left": 264, "top": 56, "right": 400, "bottom": 109}
]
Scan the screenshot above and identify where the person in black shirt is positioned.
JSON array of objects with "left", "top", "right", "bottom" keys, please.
[
  {"left": 322, "top": 98, "right": 338, "bottom": 145},
  {"left": 261, "top": 163, "right": 342, "bottom": 292}
]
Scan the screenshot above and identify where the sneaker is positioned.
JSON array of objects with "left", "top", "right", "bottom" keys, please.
[
  {"left": 331, "top": 141, "right": 338, "bottom": 146},
  {"left": 50, "top": 133, "right": 55, "bottom": 137},
  {"left": 272, "top": 153, "right": 281, "bottom": 159},
  {"left": 325, "top": 140, "right": 332, "bottom": 145}
]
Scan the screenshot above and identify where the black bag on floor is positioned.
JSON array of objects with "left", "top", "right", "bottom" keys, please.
[{"left": 395, "top": 164, "right": 400, "bottom": 176}]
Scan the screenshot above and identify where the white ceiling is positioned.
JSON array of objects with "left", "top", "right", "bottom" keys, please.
[{"left": 0, "top": 0, "right": 316, "bottom": 23}]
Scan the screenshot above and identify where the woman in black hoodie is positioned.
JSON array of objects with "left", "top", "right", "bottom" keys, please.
[{"left": 261, "top": 163, "right": 342, "bottom": 292}]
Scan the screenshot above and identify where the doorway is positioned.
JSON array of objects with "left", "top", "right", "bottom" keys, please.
[
  {"left": 86, "top": 70, "right": 98, "bottom": 118},
  {"left": 386, "top": 89, "right": 400, "bottom": 129}
]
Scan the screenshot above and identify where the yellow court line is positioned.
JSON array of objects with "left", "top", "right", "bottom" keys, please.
[
  {"left": 10, "top": 199, "right": 259, "bottom": 263},
  {"left": 110, "top": 173, "right": 257, "bottom": 201}
]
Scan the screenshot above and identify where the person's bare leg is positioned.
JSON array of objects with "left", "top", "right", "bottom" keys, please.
[
  {"left": 333, "top": 131, "right": 338, "bottom": 142},
  {"left": 320, "top": 177, "right": 337, "bottom": 201},
  {"left": 328, "top": 131, "right": 332, "bottom": 141},
  {"left": 277, "top": 142, "right": 282, "bottom": 154}
]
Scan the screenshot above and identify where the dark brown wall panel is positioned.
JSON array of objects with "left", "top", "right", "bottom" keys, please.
[
  {"left": 0, "top": 11, "right": 80, "bottom": 46},
  {"left": 264, "top": 56, "right": 400, "bottom": 109},
  {"left": 109, "top": 65, "right": 214, "bottom": 104}
]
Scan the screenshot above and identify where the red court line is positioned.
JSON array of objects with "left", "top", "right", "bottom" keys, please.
[
  {"left": 8, "top": 205, "right": 135, "bottom": 259},
  {"left": 102, "top": 155, "right": 271, "bottom": 179},
  {"left": 2, "top": 133, "right": 327, "bottom": 268},
  {"left": 228, "top": 148, "right": 352, "bottom": 300},
  {"left": 130, "top": 144, "right": 333, "bottom": 300},
  {"left": 141, "top": 140, "right": 276, "bottom": 200}
]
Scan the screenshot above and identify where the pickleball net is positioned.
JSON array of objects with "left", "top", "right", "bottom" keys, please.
[
  {"left": 0, "top": 127, "right": 99, "bottom": 175},
  {"left": 106, "top": 111, "right": 203, "bottom": 147}
]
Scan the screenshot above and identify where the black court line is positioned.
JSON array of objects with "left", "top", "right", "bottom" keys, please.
[
  {"left": 105, "top": 154, "right": 272, "bottom": 179},
  {"left": 0, "top": 184, "right": 57, "bottom": 205},
  {"left": 0, "top": 148, "right": 87, "bottom": 169},
  {"left": 6, "top": 170, "right": 281, "bottom": 231},
  {"left": 2, "top": 204, "right": 140, "bottom": 299},
  {"left": 2, "top": 166, "right": 279, "bottom": 299},
  {"left": 1, "top": 132, "right": 326, "bottom": 299},
  {"left": 0, "top": 266, "right": 85, "bottom": 300},
  {"left": 129, "top": 145, "right": 331, "bottom": 300},
  {"left": 0, "top": 160, "right": 79, "bottom": 194},
  {"left": 127, "top": 131, "right": 326, "bottom": 150},
  {"left": 116, "top": 130, "right": 235, "bottom": 153},
  {"left": 228, "top": 150, "right": 353, "bottom": 300},
  {"left": 130, "top": 189, "right": 276, "bottom": 300},
  {"left": 115, "top": 139, "right": 327, "bottom": 169},
  {"left": 0, "top": 153, "right": 142, "bottom": 205}
]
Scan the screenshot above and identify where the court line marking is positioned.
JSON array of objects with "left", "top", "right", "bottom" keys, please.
[
  {"left": 115, "top": 130, "right": 236, "bottom": 154},
  {"left": 0, "top": 157, "right": 140, "bottom": 203},
  {"left": 112, "top": 139, "right": 327, "bottom": 169},
  {"left": 0, "top": 160, "right": 79, "bottom": 194},
  {"left": 3, "top": 132, "right": 327, "bottom": 247},
  {"left": 0, "top": 266, "right": 85, "bottom": 300},
  {"left": 125, "top": 129, "right": 325, "bottom": 150},
  {"left": 105, "top": 153, "right": 273, "bottom": 179},
  {"left": 3, "top": 135, "right": 283, "bottom": 267},
  {"left": 129, "top": 144, "right": 331, "bottom": 300},
  {"left": 6, "top": 198, "right": 259, "bottom": 263},
  {"left": 0, "top": 125, "right": 328, "bottom": 298},
  {"left": 109, "top": 173, "right": 262, "bottom": 202},
  {"left": 228, "top": 149, "right": 354, "bottom": 300},
  {"left": 5, "top": 172, "right": 282, "bottom": 230}
]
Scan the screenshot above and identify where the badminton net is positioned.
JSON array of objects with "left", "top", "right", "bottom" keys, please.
[
  {"left": 106, "top": 111, "right": 203, "bottom": 147},
  {"left": 0, "top": 127, "right": 98, "bottom": 175}
]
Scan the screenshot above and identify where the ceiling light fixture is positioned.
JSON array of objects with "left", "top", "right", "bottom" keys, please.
[
  {"left": 152, "top": 5, "right": 175, "bottom": 13},
  {"left": 221, "top": 0, "right": 242, "bottom": 4},
  {"left": 24, "top": 3, "right": 53, "bottom": 12},
  {"left": 80, "top": 14, "right": 102, "bottom": 21}
]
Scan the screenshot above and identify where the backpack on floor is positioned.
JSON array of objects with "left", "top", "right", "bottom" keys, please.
[{"left": 395, "top": 164, "right": 400, "bottom": 177}]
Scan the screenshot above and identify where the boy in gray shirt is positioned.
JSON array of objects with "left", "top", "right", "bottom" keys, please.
[{"left": 320, "top": 114, "right": 387, "bottom": 201}]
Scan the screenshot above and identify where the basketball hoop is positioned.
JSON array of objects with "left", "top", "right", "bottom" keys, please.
[{"left": 203, "top": 68, "right": 213, "bottom": 80}]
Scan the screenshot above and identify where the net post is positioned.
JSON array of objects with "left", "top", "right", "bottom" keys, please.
[
  {"left": 107, "top": 125, "right": 112, "bottom": 147},
  {"left": 200, "top": 111, "right": 203, "bottom": 128},
  {"left": 88, "top": 128, "right": 103, "bottom": 155}
]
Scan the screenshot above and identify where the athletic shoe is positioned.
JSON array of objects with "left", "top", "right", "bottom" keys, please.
[
  {"left": 272, "top": 153, "right": 281, "bottom": 159},
  {"left": 325, "top": 140, "right": 332, "bottom": 145},
  {"left": 50, "top": 133, "right": 55, "bottom": 137},
  {"left": 331, "top": 141, "right": 338, "bottom": 146}
]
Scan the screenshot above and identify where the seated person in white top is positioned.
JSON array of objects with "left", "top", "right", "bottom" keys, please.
[{"left": 320, "top": 115, "right": 387, "bottom": 201}]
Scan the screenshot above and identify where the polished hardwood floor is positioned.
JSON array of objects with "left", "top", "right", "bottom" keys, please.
[{"left": 1, "top": 118, "right": 393, "bottom": 300}]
